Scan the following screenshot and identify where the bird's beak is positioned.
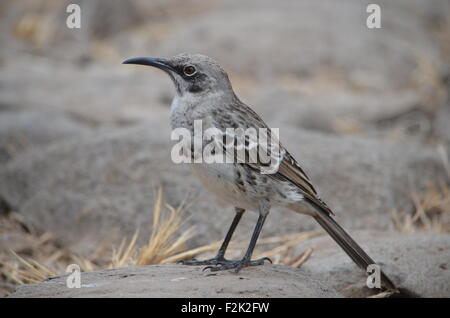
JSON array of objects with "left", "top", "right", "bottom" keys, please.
[{"left": 122, "top": 57, "right": 176, "bottom": 73}]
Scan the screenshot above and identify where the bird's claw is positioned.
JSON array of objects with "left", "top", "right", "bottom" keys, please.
[
  {"left": 202, "top": 256, "right": 272, "bottom": 273},
  {"left": 178, "top": 257, "right": 228, "bottom": 266}
]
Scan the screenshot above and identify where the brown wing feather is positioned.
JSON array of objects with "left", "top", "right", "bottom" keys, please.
[
  {"left": 277, "top": 153, "right": 317, "bottom": 195},
  {"left": 275, "top": 151, "right": 335, "bottom": 216}
]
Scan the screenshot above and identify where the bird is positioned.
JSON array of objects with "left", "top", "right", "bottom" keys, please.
[{"left": 123, "top": 53, "right": 397, "bottom": 291}]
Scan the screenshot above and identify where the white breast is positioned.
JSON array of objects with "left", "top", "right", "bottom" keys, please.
[{"left": 190, "top": 162, "right": 258, "bottom": 211}]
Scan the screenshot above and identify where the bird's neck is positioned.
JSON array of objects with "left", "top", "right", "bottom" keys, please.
[
  {"left": 171, "top": 89, "right": 236, "bottom": 112},
  {"left": 170, "top": 90, "right": 238, "bottom": 130}
]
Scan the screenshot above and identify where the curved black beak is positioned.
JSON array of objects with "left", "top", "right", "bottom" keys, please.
[{"left": 122, "top": 57, "right": 176, "bottom": 73}]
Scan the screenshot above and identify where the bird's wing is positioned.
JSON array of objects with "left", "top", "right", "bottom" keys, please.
[
  {"left": 273, "top": 150, "right": 334, "bottom": 216},
  {"left": 209, "top": 123, "right": 334, "bottom": 216},
  {"left": 204, "top": 103, "right": 334, "bottom": 215},
  {"left": 276, "top": 151, "right": 317, "bottom": 195}
]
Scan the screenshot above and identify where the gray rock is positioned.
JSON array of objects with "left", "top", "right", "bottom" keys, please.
[
  {"left": 435, "top": 104, "right": 450, "bottom": 144},
  {"left": 251, "top": 87, "right": 422, "bottom": 134},
  {"left": 0, "top": 60, "right": 171, "bottom": 125},
  {"left": 8, "top": 264, "right": 340, "bottom": 298},
  {"left": 0, "top": 108, "right": 92, "bottom": 164},
  {"left": 152, "top": 0, "right": 448, "bottom": 135},
  {"left": 2, "top": 0, "right": 448, "bottom": 137},
  {"left": 157, "top": 0, "right": 445, "bottom": 90},
  {"left": 301, "top": 231, "right": 450, "bottom": 297}
]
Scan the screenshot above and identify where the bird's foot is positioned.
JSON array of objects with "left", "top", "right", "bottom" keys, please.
[
  {"left": 177, "top": 256, "right": 229, "bottom": 266},
  {"left": 203, "top": 256, "right": 272, "bottom": 273}
]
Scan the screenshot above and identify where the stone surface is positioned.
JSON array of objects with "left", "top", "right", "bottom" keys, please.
[
  {"left": 435, "top": 104, "right": 450, "bottom": 145},
  {"left": 300, "top": 231, "right": 450, "bottom": 297},
  {"left": 157, "top": 0, "right": 443, "bottom": 88},
  {"left": 8, "top": 264, "right": 340, "bottom": 298},
  {"left": 0, "top": 108, "right": 92, "bottom": 164},
  {"left": 8, "top": 232, "right": 449, "bottom": 298},
  {"left": 1, "top": 0, "right": 449, "bottom": 135}
]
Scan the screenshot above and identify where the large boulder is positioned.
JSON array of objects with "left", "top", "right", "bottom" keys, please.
[
  {"left": 0, "top": 108, "right": 92, "bottom": 164},
  {"left": 8, "top": 264, "right": 339, "bottom": 298},
  {"left": 156, "top": 0, "right": 445, "bottom": 89},
  {"left": 2, "top": 0, "right": 449, "bottom": 136},
  {"left": 300, "top": 231, "right": 450, "bottom": 297}
]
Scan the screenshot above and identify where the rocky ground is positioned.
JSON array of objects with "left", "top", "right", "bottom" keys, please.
[
  {"left": 9, "top": 264, "right": 340, "bottom": 298},
  {"left": 8, "top": 232, "right": 450, "bottom": 298},
  {"left": 1, "top": 0, "right": 450, "bottom": 297}
]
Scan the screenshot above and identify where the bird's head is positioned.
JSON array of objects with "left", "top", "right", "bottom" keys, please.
[{"left": 123, "top": 53, "right": 233, "bottom": 97}]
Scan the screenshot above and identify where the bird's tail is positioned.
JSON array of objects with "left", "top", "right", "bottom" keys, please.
[{"left": 312, "top": 207, "right": 397, "bottom": 291}]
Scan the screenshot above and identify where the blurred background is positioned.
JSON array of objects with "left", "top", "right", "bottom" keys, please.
[{"left": 0, "top": 0, "right": 449, "bottom": 297}]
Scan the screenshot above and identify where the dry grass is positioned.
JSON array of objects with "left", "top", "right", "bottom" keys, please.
[
  {"left": 0, "top": 187, "right": 196, "bottom": 291},
  {"left": 391, "top": 183, "right": 450, "bottom": 233},
  {"left": 5, "top": 250, "right": 57, "bottom": 285},
  {"left": 109, "top": 187, "right": 196, "bottom": 268},
  {"left": 136, "top": 188, "right": 195, "bottom": 265}
]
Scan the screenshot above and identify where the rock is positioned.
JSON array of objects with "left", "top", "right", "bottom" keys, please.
[
  {"left": 0, "top": 108, "right": 92, "bottom": 164},
  {"left": 7, "top": 233, "right": 449, "bottom": 298},
  {"left": 435, "top": 104, "right": 450, "bottom": 144},
  {"left": 2, "top": 0, "right": 449, "bottom": 137},
  {"left": 7, "top": 264, "right": 340, "bottom": 298},
  {"left": 250, "top": 87, "right": 422, "bottom": 134},
  {"left": 154, "top": 0, "right": 449, "bottom": 136},
  {"left": 0, "top": 119, "right": 446, "bottom": 255},
  {"left": 0, "top": 60, "right": 171, "bottom": 125},
  {"left": 300, "top": 231, "right": 450, "bottom": 297},
  {"left": 156, "top": 0, "right": 445, "bottom": 89}
]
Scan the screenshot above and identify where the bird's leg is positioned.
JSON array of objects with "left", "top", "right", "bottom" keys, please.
[
  {"left": 179, "top": 208, "right": 245, "bottom": 266},
  {"left": 204, "top": 203, "right": 271, "bottom": 272}
]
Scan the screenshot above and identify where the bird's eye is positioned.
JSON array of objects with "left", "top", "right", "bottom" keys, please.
[{"left": 183, "top": 65, "right": 197, "bottom": 76}]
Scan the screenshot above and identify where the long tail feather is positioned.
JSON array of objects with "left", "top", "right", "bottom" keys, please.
[{"left": 313, "top": 209, "right": 397, "bottom": 291}]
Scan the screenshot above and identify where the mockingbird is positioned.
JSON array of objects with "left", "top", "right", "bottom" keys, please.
[{"left": 123, "top": 53, "right": 396, "bottom": 291}]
